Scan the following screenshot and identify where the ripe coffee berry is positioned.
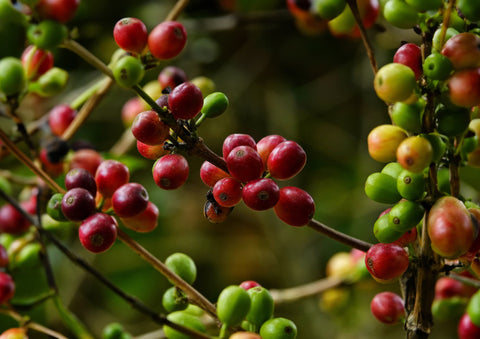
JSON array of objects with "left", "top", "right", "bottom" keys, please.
[
  {"left": 95, "top": 160, "right": 130, "bottom": 197},
  {"left": 240, "top": 280, "right": 261, "bottom": 290},
  {"left": 199, "top": 161, "right": 230, "bottom": 187},
  {"left": 256, "top": 134, "right": 287, "bottom": 168},
  {"left": 48, "top": 104, "right": 77, "bottom": 137},
  {"left": 273, "top": 186, "right": 315, "bottom": 226},
  {"left": 136, "top": 140, "right": 169, "bottom": 160},
  {"left": 223, "top": 134, "right": 257, "bottom": 159},
  {"left": 267, "top": 141, "right": 306, "bottom": 180},
  {"left": 0, "top": 272, "right": 15, "bottom": 304},
  {"left": 113, "top": 17, "right": 148, "bottom": 54},
  {"left": 148, "top": 21, "right": 187, "bottom": 60},
  {"left": 132, "top": 110, "right": 170, "bottom": 146},
  {"left": 458, "top": 313, "right": 480, "bottom": 339},
  {"left": 242, "top": 178, "right": 280, "bottom": 211},
  {"left": 36, "top": 0, "right": 80, "bottom": 23},
  {"left": 78, "top": 213, "right": 118, "bottom": 253},
  {"left": 0, "top": 203, "right": 31, "bottom": 234},
  {"left": 370, "top": 291, "right": 405, "bottom": 324},
  {"left": 226, "top": 146, "right": 264, "bottom": 183},
  {"left": 61, "top": 187, "right": 96, "bottom": 221},
  {"left": 112, "top": 183, "right": 149, "bottom": 218},
  {"left": 158, "top": 66, "right": 188, "bottom": 90},
  {"left": 21, "top": 45, "right": 54, "bottom": 80},
  {"left": 203, "top": 199, "right": 233, "bottom": 223},
  {"left": 168, "top": 82, "right": 204, "bottom": 120},
  {"left": 393, "top": 43, "right": 422, "bottom": 80},
  {"left": 212, "top": 177, "right": 243, "bottom": 207},
  {"left": 365, "top": 243, "right": 409, "bottom": 282},
  {"left": 65, "top": 168, "right": 97, "bottom": 197},
  {"left": 152, "top": 154, "right": 189, "bottom": 190},
  {"left": 120, "top": 201, "right": 159, "bottom": 233}
]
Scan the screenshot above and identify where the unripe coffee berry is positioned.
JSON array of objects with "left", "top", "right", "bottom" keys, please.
[
  {"left": 113, "top": 55, "right": 145, "bottom": 88},
  {"left": 165, "top": 252, "right": 197, "bottom": 285},
  {"left": 0, "top": 57, "right": 25, "bottom": 96},
  {"left": 259, "top": 317, "right": 297, "bottom": 339},
  {"left": 217, "top": 285, "right": 251, "bottom": 327}
]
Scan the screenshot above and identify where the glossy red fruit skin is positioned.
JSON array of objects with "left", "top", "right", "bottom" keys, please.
[
  {"left": 21, "top": 45, "right": 54, "bottom": 80},
  {"left": 267, "top": 141, "right": 306, "bottom": 180},
  {"left": 168, "top": 82, "right": 203, "bottom": 120},
  {"left": 273, "top": 186, "right": 315, "bottom": 226},
  {"left": 223, "top": 134, "right": 257, "bottom": 159},
  {"left": 121, "top": 97, "right": 145, "bottom": 127},
  {"left": 370, "top": 291, "right": 405, "bottom": 324},
  {"left": 148, "top": 21, "right": 187, "bottom": 60},
  {"left": 226, "top": 146, "right": 264, "bottom": 183},
  {"left": 0, "top": 272, "right": 15, "bottom": 304},
  {"left": 448, "top": 68, "right": 480, "bottom": 108},
  {"left": 65, "top": 167, "right": 97, "bottom": 197},
  {"left": 458, "top": 313, "right": 480, "bottom": 339},
  {"left": 256, "top": 134, "right": 287, "bottom": 168},
  {"left": 48, "top": 104, "right": 76, "bottom": 137},
  {"left": 36, "top": 0, "right": 80, "bottom": 23},
  {"left": 242, "top": 178, "right": 280, "bottom": 211},
  {"left": 393, "top": 43, "right": 422, "bottom": 80},
  {"left": 158, "top": 66, "right": 188, "bottom": 90},
  {"left": 0, "top": 245, "right": 8, "bottom": 268},
  {"left": 213, "top": 177, "right": 243, "bottom": 207},
  {"left": 120, "top": 201, "right": 159, "bottom": 233},
  {"left": 61, "top": 187, "right": 96, "bottom": 222},
  {"left": 136, "top": 140, "right": 168, "bottom": 160},
  {"left": 365, "top": 243, "right": 409, "bottom": 281},
  {"left": 240, "top": 280, "right": 261, "bottom": 290},
  {"left": 78, "top": 213, "right": 118, "bottom": 253},
  {"left": 95, "top": 160, "right": 130, "bottom": 198},
  {"left": 69, "top": 149, "right": 103, "bottom": 177},
  {"left": 152, "top": 154, "right": 189, "bottom": 190},
  {"left": 441, "top": 33, "right": 480, "bottom": 70},
  {"left": 435, "top": 277, "right": 464, "bottom": 299},
  {"left": 131, "top": 110, "right": 170, "bottom": 145},
  {"left": 199, "top": 161, "right": 230, "bottom": 187},
  {"left": 0, "top": 204, "right": 31, "bottom": 234},
  {"left": 113, "top": 17, "right": 148, "bottom": 54},
  {"left": 393, "top": 227, "right": 417, "bottom": 247},
  {"left": 112, "top": 183, "right": 149, "bottom": 218}
]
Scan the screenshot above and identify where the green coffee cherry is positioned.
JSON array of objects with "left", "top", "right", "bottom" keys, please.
[
  {"left": 365, "top": 172, "right": 402, "bottom": 204},
  {"left": 41, "top": 214, "right": 74, "bottom": 240},
  {"left": 432, "top": 297, "right": 467, "bottom": 321},
  {"left": 190, "top": 76, "right": 215, "bottom": 97},
  {"left": 47, "top": 193, "right": 68, "bottom": 222},
  {"left": 217, "top": 285, "right": 251, "bottom": 327},
  {"left": 246, "top": 286, "right": 274, "bottom": 329},
  {"left": 12, "top": 243, "right": 42, "bottom": 269},
  {"left": 162, "top": 286, "right": 189, "bottom": 313},
  {"left": 405, "top": 0, "right": 442, "bottom": 12},
  {"left": 374, "top": 63, "right": 417, "bottom": 103},
  {"left": 388, "top": 200, "right": 425, "bottom": 233},
  {"left": 201, "top": 92, "right": 229, "bottom": 118},
  {"left": 260, "top": 317, "right": 297, "bottom": 339},
  {"left": 383, "top": 0, "right": 419, "bottom": 29},
  {"left": 374, "top": 212, "right": 403, "bottom": 244},
  {"left": 381, "top": 162, "right": 404, "bottom": 179},
  {"left": 458, "top": 0, "right": 480, "bottom": 22},
  {"left": 432, "top": 27, "right": 459, "bottom": 52},
  {"left": 423, "top": 133, "right": 446, "bottom": 163},
  {"left": 397, "top": 170, "right": 425, "bottom": 201},
  {"left": 467, "top": 290, "right": 480, "bottom": 327},
  {"left": 423, "top": 53, "right": 453, "bottom": 81},
  {"left": 390, "top": 101, "right": 423, "bottom": 134},
  {"left": 102, "top": 322, "right": 132, "bottom": 339},
  {"left": 462, "top": 135, "right": 479, "bottom": 158},
  {"left": 0, "top": 176, "right": 12, "bottom": 196},
  {"left": 0, "top": 57, "right": 25, "bottom": 96},
  {"left": 27, "top": 20, "right": 67, "bottom": 50},
  {"left": 435, "top": 105, "right": 470, "bottom": 137},
  {"left": 0, "top": 0, "right": 27, "bottom": 25},
  {"left": 314, "top": 0, "right": 347, "bottom": 20},
  {"left": 163, "top": 311, "right": 206, "bottom": 339},
  {"left": 34, "top": 67, "right": 69, "bottom": 97},
  {"left": 112, "top": 55, "right": 145, "bottom": 88},
  {"left": 165, "top": 252, "right": 197, "bottom": 285}
]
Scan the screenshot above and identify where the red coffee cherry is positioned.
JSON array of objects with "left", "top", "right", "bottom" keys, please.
[
  {"left": 365, "top": 243, "right": 409, "bottom": 282},
  {"left": 393, "top": 43, "right": 422, "bottom": 80},
  {"left": 131, "top": 110, "right": 170, "bottom": 146},
  {"left": 21, "top": 45, "right": 54, "bottom": 80},
  {"left": 48, "top": 104, "right": 77, "bottom": 137},
  {"left": 242, "top": 178, "right": 280, "bottom": 211},
  {"left": 256, "top": 134, "right": 287, "bottom": 168},
  {"left": 113, "top": 17, "right": 148, "bottom": 54},
  {"left": 435, "top": 277, "right": 465, "bottom": 300},
  {"left": 239, "top": 280, "right": 261, "bottom": 290},
  {"left": 223, "top": 134, "right": 257, "bottom": 159},
  {"left": 120, "top": 201, "right": 159, "bottom": 233},
  {"left": 0, "top": 203, "right": 31, "bottom": 234},
  {"left": 36, "top": 0, "right": 80, "bottom": 23},
  {"left": 458, "top": 313, "right": 480, "bottom": 339},
  {"left": 441, "top": 32, "right": 480, "bottom": 71},
  {"left": 0, "top": 272, "right": 15, "bottom": 304},
  {"left": 78, "top": 213, "right": 118, "bottom": 253},
  {"left": 61, "top": 187, "right": 96, "bottom": 222},
  {"left": 152, "top": 154, "right": 189, "bottom": 190},
  {"left": 0, "top": 328, "right": 28, "bottom": 339},
  {"left": 213, "top": 177, "right": 243, "bottom": 208},
  {"left": 148, "top": 21, "right": 187, "bottom": 60},
  {"left": 447, "top": 68, "right": 480, "bottom": 108},
  {"left": 370, "top": 291, "right": 405, "bottom": 324},
  {"left": 65, "top": 167, "right": 97, "bottom": 197},
  {"left": 95, "top": 160, "right": 130, "bottom": 198},
  {"left": 158, "top": 66, "right": 188, "bottom": 90},
  {"left": 121, "top": 96, "right": 145, "bottom": 127},
  {"left": 0, "top": 245, "right": 8, "bottom": 268},
  {"left": 267, "top": 140, "right": 306, "bottom": 180},
  {"left": 226, "top": 146, "right": 264, "bottom": 183},
  {"left": 273, "top": 186, "right": 315, "bottom": 226},
  {"left": 136, "top": 140, "right": 169, "bottom": 160},
  {"left": 69, "top": 148, "right": 103, "bottom": 176},
  {"left": 168, "top": 82, "right": 204, "bottom": 120},
  {"left": 112, "top": 183, "right": 149, "bottom": 218},
  {"left": 199, "top": 160, "right": 230, "bottom": 187},
  {"left": 39, "top": 147, "right": 64, "bottom": 177},
  {"left": 203, "top": 198, "right": 233, "bottom": 223}
]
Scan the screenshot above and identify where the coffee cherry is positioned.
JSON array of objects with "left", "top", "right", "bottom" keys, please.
[
  {"left": 404, "top": 0, "right": 442, "bottom": 12},
  {"left": 313, "top": 0, "right": 346, "bottom": 20},
  {"left": 435, "top": 104, "right": 470, "bottom": 137},
  {"left": 390, "top": 100, "right": 423, "bottom": 134},
  {"left": 367, "top": 124, "right": 408, "bottom": 163},
  {"left": 102, "top": 323, "right": 130, "bottom": 339},
  {"left": 203, "top": 198, "right": 233, "bottom": 223},
  {"left": 21, "top": 45, "right": 54, "bottom": 80},
  {"left": 374, "top": 63, "right": 417, "bottom": 103},
  {"left": 0, "top": 328, "right": 28, "bottom": 339},
  {"left": 432, "top": 27, "right": 459, "bottom": 52},
  {"left": 229, "top": 332, "right": 262, "bottom": 339},
  {"left": 0, "top": 272, "right": 15, "bottom": 304},
  {"left": 213, "top": 177, "right": 243, "bottom": 208},
  {"left": 35, "top": 67, "right": 68, "bottom": 97},
  {"left": 388, "top": 200, "right": 424, "bottom": 233},
  {"left": 65, "top": 168, "right": 97, "bottom": 197},
  {"left": 113, "top": 17, "right": 148, "bottom": 54},
  {"left": 27, "top": 20, "right": 67, "bottom": 50},
  {"left": 201, "top": 92, "right": 229, "bottom": 118},
  {"left": 239, "top": 281, "right": 261, "bottom": 290},
  {"left": 95, "top": 160, "right": 130, "bottom": 198},
  {"left": 36, "top": 0, "right": 80, "bottom": 23},
  {"left": 48, "top": 104, "right": 77, "bottom": 137},
  {"left": 246, "top": 286, "right": 274, "bottom": 329},
  {"left": 226, "top": 146, "right": 264, "bottom": 183},
  {"left": 165, "top": 252, "right": 197, "bottom": 285},
  {"left": 365, "top": 172, "right": 402, "bottom": 204},
  {"left": 259, "top": 317, "right": 297, "bottom": 339},
  {"left": 163, "top": 311, "right": 206, "bottom": 339},
  {"left": 397, "top": 169, "right": 425, "bottom": 201},
  {"left": 0, "top": 57, "right": 25, "bottom": 96},
  {"left": 396, "top": 136, "right": 433, "bottom": 173},
  {"left": 217, "top": 285, "right": 251, "bottom": 327},
  {"left": 223, "top": 134, "right": 257, "bottom": 159},
  {"left": 365, "top": 243, "right": 409, "bottom": 281},
  {"left": 327, "top": 0, "right": 379, "bottom": 38},
  {"left": 382, "top": 0, "right": 419, "bottom": 29},
  {"left": 447, "top": 68, "right": 480, "bottom": 108},
  {"left": 256, "top": 135, "right": 287, "bottom": 168},
  {"left": 441, "top": 33, "right": 480, "bottom": 71},
  {"left": 393, "top": 43, "right": 422, "bottom": 80},
  {"left": 0, "top": 245, "right": 8, "bottom": 268},
  {"left": 199, "top": 161, "right": 230, "bottom": 187},
  {"left": 191, "top": 75, "right": 215, "bottom": 97},
  {"left": 267, "top": 141, "right": 306, "bottom": 180},
  {"left": 120, "top": 201, "right": 159, "bottom": 233},
  {"left": 112, "top": 183, "right": 149, "bottom": 218},
  {"left": 113, "top": 55, "right": 145, "bottom": 88},
  {"left": 458, "top": 313, "right": 480, "bottom": 339},
  {"left": 47, "top": 192, "right": 68, "bottom": 221},
  {"left": 136, "top": 140, "right": 169, "bottom": 160},
  {"left": 423, "top": 53, "right": 453, "bottom": 81},
  {"left": 435, "top": 277, "right": 466, "bottom": 300},
  {"left": 242, "top": 178, "right": 280, "bottom": 211},
  {"left": 162, "top": 286, "right": 188, "bottom": 313},
  {"left": 0, "top": 204, "right": 31, "bottom": 234},
  {"left": 70, "top": 148, "right": 103, "bottom": 176},
  {"left": 61, "top": 187, "right": 96, "bottom": 222},
  {"left": 79, "top": 213, "right": 117, "bottom": 253},
  {"left": 168, "top": 82, "right": 204, "bottom": 120},
  {"left": 121, "top": 96, "right": 145, "bottom": 127},
  {"left": 148, "top": 21, "right": 187, "bottom": 60},
  {"left": 458, "top": 0, "right": 480, "bottom": 22},
  {"left": 381, "top": 161, "right": 404, "bottom": 178},
  {"left": 370, "top": 292, "right": 405, "bottom": 324},
  {"left": 468, "top": 291, "right": 480, "bottom": 327},
  {"left": 39, "top": 147, "right": 64, "bottom": 177},
  {"left": 131, "top": 110, "right": 170, "bottom": 146},
  {"left": 158, "top": 66, "right": 188, "bottom": 91},
  {"left": 374, "top": 211, "right": 403, "bottom": 243},
  {"left": 153, "top": 154, "right": 189, "bottom": 190},
  {"left": 274, "top": 186, "right": 315, "bottom": 226}
]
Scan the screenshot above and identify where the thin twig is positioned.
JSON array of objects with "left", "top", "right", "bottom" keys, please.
[{"left": 165, "top": 0, "right": 190, "bottom": 22}]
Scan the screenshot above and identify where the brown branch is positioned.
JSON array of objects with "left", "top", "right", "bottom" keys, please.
[{"left": 165, "top": 0, "right": 190, "bottom": 22}]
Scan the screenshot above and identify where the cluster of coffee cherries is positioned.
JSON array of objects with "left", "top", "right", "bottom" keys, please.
[
  {"left": 286, "top": 0, "right": 379, "bottom": 37},
  {"left": 47, "top": 159, "right": 158, "bottom": 253},
  {"left": 200, "top": 133, "right": 315, "bottom": 227}
]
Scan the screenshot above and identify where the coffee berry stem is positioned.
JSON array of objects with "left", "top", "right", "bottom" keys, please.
[
  {"left": 61, "top": 39, "right": 113, "bottom": 78},
  {"left": 438, "top": 0, "right": 455, "bottom": 48},
  {"left": 69, "top": 76, "right": 112, "bottom": 111},
  {"left": 450, "top": 273, "right": 480, "bottom": 288},
  {"left": 165, "top": 0, "right": 190, "bottom": 22}
]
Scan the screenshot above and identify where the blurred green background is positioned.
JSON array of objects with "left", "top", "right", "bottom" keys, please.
[{"left": 1, "top": 0, "right": 479, "bottom": 338}]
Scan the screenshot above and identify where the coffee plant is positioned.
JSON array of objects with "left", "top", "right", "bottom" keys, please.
[{"left": 0, "top": 0, "right": 479, "bottom": 338}]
